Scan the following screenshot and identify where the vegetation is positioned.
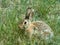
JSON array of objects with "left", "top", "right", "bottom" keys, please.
[{"left": 0, "top": 0, "right": 60, "bottom": 45}]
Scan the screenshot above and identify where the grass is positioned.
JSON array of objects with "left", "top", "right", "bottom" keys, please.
[{"left": 0, "top": 0, "right": 60, "bottom": 45}]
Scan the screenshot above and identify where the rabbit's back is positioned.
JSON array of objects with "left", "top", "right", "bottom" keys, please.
[
  {"left": 32, "top": 21, "right": 52, "bottom": 31},
  {"left": 27, "top": 21, "right": 54, "bottom": 40}
]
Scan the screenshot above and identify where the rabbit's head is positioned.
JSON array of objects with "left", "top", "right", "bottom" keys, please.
[
  {"left": 18, "top": 6, "right": 34, "bottom": 29},
  {"left": 18, "top": 19, "right": 31, "bottom": 29}
]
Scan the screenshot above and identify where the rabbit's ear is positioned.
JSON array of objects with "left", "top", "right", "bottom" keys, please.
[{"left": 25, "top": 6, "right": 34, "bottom": 20}]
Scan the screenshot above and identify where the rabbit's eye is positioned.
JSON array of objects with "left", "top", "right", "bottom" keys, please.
[
  {"left": 24, "top": 20, "right": 28, "bottom": 25},
  {"left": 24, "top": 22, "right": 27, "bottom": 24}
]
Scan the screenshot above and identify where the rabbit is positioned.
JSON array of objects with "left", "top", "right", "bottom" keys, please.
[{"left": 18, "top": 6, "right": 54, "bottom": 40}]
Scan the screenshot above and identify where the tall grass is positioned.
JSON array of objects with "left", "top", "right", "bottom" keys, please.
[{"left": 0, "top": 0, "right": 60, "bottom": 45}]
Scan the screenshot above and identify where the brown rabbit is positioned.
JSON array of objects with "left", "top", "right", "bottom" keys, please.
[{"left": 18, "top": 6, "right": 53, "bottom": 40}]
